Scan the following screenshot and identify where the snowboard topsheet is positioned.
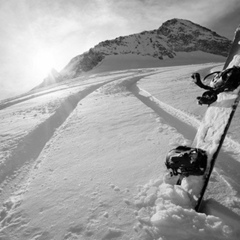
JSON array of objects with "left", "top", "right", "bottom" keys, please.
[{"left": 183, "top": 26, "right": 240, "bottom": 211}]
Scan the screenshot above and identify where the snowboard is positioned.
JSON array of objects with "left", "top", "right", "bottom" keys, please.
[{"left": 189, "top": 26, "right": 240, "bottom": 211}]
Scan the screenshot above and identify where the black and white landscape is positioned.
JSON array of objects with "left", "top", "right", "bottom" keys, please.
[{"left": 0, "top": 19, "right": 240, "bottom": 240}]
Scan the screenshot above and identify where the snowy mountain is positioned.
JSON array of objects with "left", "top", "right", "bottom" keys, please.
[
  {"left": 1, "top": 18, "right": 240, "bottom": 239},
  {"left": 53, "top": 18, "right": 231, "bottom": 81},
  {"left": 39, "top": 69, "right": 62, "bottom": 88}
]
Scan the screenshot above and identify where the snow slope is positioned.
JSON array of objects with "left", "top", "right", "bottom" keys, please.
[
  {"left": 0, "top": 64, "right": 240, "bottom": 239},
  {"left": 89, "top": 52, "right": 226, "bottom": 74},
  {"left": 41, "top": 18, "right": 230, "bottom": 83}
]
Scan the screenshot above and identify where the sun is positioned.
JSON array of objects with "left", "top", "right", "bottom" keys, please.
[{"left": 33, "top": 49, "right": 56, "bottom": 79}]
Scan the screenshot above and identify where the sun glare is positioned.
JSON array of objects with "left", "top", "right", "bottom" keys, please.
[{"left": 33, "top": 49, "right": 56, "bottom": 78}]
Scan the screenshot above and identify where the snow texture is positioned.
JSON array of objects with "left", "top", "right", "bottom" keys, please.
[{"left": 0, "top": 62, "right": 240, "bottom": 239}]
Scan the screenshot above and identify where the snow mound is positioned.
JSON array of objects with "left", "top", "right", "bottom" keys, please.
[{"left": 134, "top": 177, "right": 236, "bottom": 240}]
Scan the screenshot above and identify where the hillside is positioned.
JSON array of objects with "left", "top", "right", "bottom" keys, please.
[
  {"left": 1, "top": 63, "right": 240, "bottom": 239},
  {"left": 39, "top": 18, "right": 231, "bottom": 88}
]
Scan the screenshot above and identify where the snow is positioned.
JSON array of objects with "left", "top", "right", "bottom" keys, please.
[
  {"left": 90, "top": 52, "right": 225, "bottom": 74},
  {"left": 135, "top": 179, "right": 233, "bottom": 240},
  {"left": 0, "top": 62, "right": 240, "bottom": 239}
]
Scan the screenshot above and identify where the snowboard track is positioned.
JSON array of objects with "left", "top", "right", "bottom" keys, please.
[
  {"left": 129, "top": 84, "right": 197, "bottom": 142},
  {"left": 0, "top": 79, "right": 120, "bottom": 198},
  {"left": 0, "top": 67, "right": 240, "bottom": 238},
  {"left": 128, "top": 79, "right": 240, "bottom": 202},
  {"left": 0, "top": 73, "right": 139, "bottom": 111},
  {"left": 0, "top": 71, "right": 157, "bottom": 203},
  {"left": 1, "top": 69, "right": 240, "bottom": 213}
]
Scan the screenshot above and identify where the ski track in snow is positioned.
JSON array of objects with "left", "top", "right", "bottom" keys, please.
[
  {"left": 0, "top": 71, "right": 138, "bottom": 111},
  {"left": 129, "top": 85, "right": 198, "bottom": 143},
  {"left": 0, "top": 77, "right": 122, "bottom": 189},
  {"left": 0, "top": 69, "right": 159, "bottom": 198},
  {"left": 0, "top": 65, "right": 240, "bottom": 239},
  {"left": 127, "top": 82, "right": 240, "bottom": 198}
]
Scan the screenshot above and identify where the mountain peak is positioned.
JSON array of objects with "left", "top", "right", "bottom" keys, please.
[
  {"left": 161, "top": 18, "right": 190, "bottom": 27},
  {"left": 161, "top": 18, "right": 201, "bottom": 27},
  {"left": 158, "top": 18, "right": 226, "bottom": 39},
  {"left": 44, "top": 19, "right": 232, "bottom": 83}
]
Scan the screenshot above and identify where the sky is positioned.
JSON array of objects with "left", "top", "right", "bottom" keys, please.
[{"left": 0, "top": 0, "right": 240, "bottom": 100}]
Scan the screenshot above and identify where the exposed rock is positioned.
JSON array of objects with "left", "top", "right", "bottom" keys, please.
[{"left": 39, "top": 18, "right": 232, "bottom": 87}]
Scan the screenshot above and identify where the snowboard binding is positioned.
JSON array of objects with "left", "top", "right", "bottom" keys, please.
[
  {"left": 165, "top": 146, "right": 207, "bottom": 184},
  {"left": 191, "top": 66, "right": 240, "bottom": 105},
  {"left": 196, "top": 91, "right": 218, "bottom": 105}
]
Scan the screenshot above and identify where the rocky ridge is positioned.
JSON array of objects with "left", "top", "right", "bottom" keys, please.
[{"left": 43, "top": 18, "right": 232, "bottom": 84}]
